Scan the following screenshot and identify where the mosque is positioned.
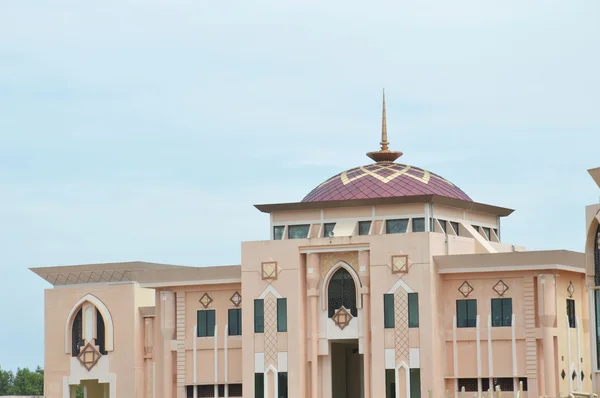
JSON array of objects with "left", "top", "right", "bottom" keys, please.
[{"left": 32, "top": 93, "right": 600, "bottom": 398}]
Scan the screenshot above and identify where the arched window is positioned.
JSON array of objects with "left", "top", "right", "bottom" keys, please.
[
  {"left": 328, "top": 268, "right": 357, "bottom": 318},
  {"left": 71, "top": 308, "right": 83, "bottom": 357},
  {"left": 97, "top": 310, "right": 107, "bottom": 355},
  {"left": 595, "top": 224, "right": 600, "bottom": 286},
  {"left": 71, "top": 305, "right": 107, "bottom": 356}
]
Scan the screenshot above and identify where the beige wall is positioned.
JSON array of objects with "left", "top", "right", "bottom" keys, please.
[{"left": 44, "top": 282, "right": 154, "bottom": 398}]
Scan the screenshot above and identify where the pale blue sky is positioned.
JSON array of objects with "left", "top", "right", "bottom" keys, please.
[{"left": 0, "top": 0, "right": 598, "bottom": 370}]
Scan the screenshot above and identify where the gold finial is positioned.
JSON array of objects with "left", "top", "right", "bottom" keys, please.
[{"left": 367, "top": 89, "right": 403, "bottom": 163}]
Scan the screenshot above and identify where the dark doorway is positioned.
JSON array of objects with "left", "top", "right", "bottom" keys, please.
[{"left": 331, "top": 340, "right": 362, "bottom": 398}]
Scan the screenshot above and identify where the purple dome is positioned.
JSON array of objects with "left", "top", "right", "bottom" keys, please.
[{"left": 302, "top": 162, "right": 471, "bottom": 203}]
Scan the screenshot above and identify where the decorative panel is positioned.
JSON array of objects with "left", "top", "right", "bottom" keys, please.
[
  {"left": 264, "top": 294, "right": 278, "bottom": 369},
  {"left": 176, "top": 292, "right": 186, "bottom": 387},
  {"left": 394, "top": 289, "right": 409, "bottom": 363},
  {"left": 320, "top": 252, "right": 359, "bottom": 278}
]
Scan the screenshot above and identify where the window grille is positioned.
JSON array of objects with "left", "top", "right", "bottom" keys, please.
[
  {"left": 458, "top": 378, "right": 478, "bottom": 392},
  {"left": 328, "top": 268, "right": 357, "bottom": 317},
  {"left": 96, "top": 310, "right": 107, "bottom": 354},
  {"left": 493, "top": 378, "right": 514, "bottom": 391},
  {"left": 358, "top": 221, "right": 371, "bottom": 235},
  {"left": 72, "top": 308, "right": 84, "bottom": 357},
  {"left": 386, "top": 219, "right": 408, "bottom": 234},
  {"left": 228, "top": 384, "right": 243, "bottom": 397},
  {"left": 273, "top": 226, "right": 284, "bottom": 240}
]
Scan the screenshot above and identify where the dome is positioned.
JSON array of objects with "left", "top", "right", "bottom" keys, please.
[
  {"left": 301, "top": 90, "right": 472, "bottom": 204},
  {"left": 302, "top": 162, "right": 472, "bottom": 203}
]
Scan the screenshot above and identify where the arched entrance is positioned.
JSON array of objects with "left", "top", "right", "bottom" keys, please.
[{"left": 327, "top": 267, "right": 362, "bottom": 398}]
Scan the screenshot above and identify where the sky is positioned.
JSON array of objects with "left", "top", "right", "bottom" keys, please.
[{"left": 0, "top": 0, "right": 599, "bottom": 371}]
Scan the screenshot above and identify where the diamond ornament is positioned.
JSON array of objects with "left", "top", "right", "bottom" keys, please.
[
  {"left": 199, "top": 293, "right": 213, "bottom": 309},
  {"left": 391, "top": 255, "right": 409, "bottom": 274},
  {"left": 77, "top": 341, "right": 102, "bottom": 371},
  {"left": 230, "top": 291, "right": 242, "bottom": 307},
  {"left": 261, "top": 261, "right": 278, "bottom": 281},
  {"left": 332, "top": 306, "right": 353, "bottom": 330},
  {"left": 458, "top": 281, "right": 474, "bottom": 298},
  {"left": 567, "top": 281, "right": 575, "bottom": 298},
  {"left": 493, "top": 280, "right": 509, "bottom": 297}
]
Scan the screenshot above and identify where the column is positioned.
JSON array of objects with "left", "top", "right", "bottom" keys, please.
[
  {"left": 307, "top": 253, "right": 320, "bottom": 398},
  {"left": 359, "top": 250, "right": 372, "bottom": 398},
  {"left": 159, "top": 291, "right": 176, "bottom": 398},
  {"left": 538, "top": 274, "right": 557, "bottom": 398}
]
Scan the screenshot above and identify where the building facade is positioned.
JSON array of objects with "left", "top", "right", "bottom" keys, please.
[
  {"left": 32, "top": 98, "right": 596, "bottom": 398},
  {"left": 585, "top": 168, "right": 600, "bottom": 393}
]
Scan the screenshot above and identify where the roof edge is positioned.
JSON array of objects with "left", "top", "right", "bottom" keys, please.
[{"left": 254, "top": 195, "right": 514, "bottom": 217}]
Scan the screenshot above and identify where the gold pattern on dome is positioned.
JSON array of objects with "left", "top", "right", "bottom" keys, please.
[
  {"left": 77, "top": 341, "right": 102, "bottom": 371},
  {"left": 261, "top": 261, "right": 278, "bottom": 281},
  {"left": 332, "top": 306, "right": 353, "bottom": 330},
  {"left": 316, "top": 163, "right": 455, "bottom": 190},
  {"left": 391, "top": 255, "right": 409, "bottom": 274},
  {"left": 199, "top": 293, "right": 213, "bottom": 309},
  {"left": 321, "top": 252, "right": 358, "bottom": 279}
]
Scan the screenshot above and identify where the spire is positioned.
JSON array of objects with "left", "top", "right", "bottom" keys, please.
[
  {"left": 367, "top": 89, "right": 403, "bottom": 163},
  {"left": 381, "top": 89, "right": 389, "bottom": 151}
]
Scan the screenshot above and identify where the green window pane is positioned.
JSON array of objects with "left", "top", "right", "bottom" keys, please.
[
  {"left": 408, "top": 293, "right": 419, "bottom": 328},
  {"left": 277, "top": 298, "right": 287, "bottom": 332},
  {"left": 359, "top": 221, "right": 372, "bottom": 236},
  {"left": 207, "top": 310, "right": 215, "bottom": 336},
  {"left": 255, "top": 373, "right": 264, "bottom": 398},
  {"left": 467, "top": 300, "right": 477, "bottom": 327},
  {"left": 567, "top": 299, "right": 576, "bottom": 328},
  {"left": 457, "top": 300, "right": 477, "bottom": 328},
  {"left": 386, "top": 219, "right": 408, "bottom": 234},
  {"left": 384, "top": 294, "right": 395, "bottom": 329},
  {"left": 288, "top": 224, "right": 310, "bottom": 239},
  {"left": 323, "top": 223, "right": 336, "bottom": 237},
  {"left": 197, "top": 311, "right": 206, "bottom": 337},
  {"left": 385, "top": 369, "right": 396, "bottom": 398},
  {"left": 254, "top": 299, "right": 264, "bottom": 333},
  {"left": 198, "top": 310, "right": 215, "bottom": 337},
  {"left": 502, "top": 298, "right": 512, "bottom": 326},
  {"left": 278, "top": 372, "right": 288, "bottom": 398},
  {"left": 273, "top": 226, "right": 285, "bottom": 240},
  {"left": 410, "top": 369, "right": 421, "bottom": 398},
  {"left": 491, "top": 298, "right": 502, "bottom": 327},
  {"left": 228, "top": 309, "right": 242, "bottom": 336},
  {"left": 412, "top": 218, "right": 425, "bottom": 232},
  {"left": 456, "top": 300, "right": 466, "bottom": 328}
]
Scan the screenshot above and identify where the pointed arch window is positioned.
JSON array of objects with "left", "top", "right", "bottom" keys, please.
[
  {"left": 71, "top": 305, "right": 107, "bottom": 356},
  {"left": 71, "top": 308, "right": 84, "bottom": 357},
  {"left": 328, "top": 268, "right": 357, "bottom": 318},
  {"left": 595, "top": 224, "right": 600, "bottom": 286}
]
